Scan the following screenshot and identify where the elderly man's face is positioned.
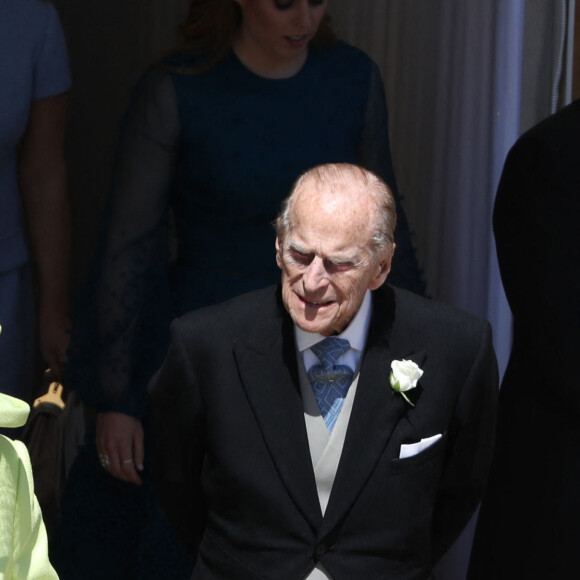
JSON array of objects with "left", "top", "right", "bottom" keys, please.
[{"left": 276, "top": 182, "right": 392, "bottom": 336}]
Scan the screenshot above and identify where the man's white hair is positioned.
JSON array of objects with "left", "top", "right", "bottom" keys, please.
[{"left": 275, "top": 163, "right": 397, "bottom": 264}]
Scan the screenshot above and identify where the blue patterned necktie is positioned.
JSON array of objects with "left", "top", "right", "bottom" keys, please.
[{"left": 307, "top": 337, "right": 354, "bottom": 433}]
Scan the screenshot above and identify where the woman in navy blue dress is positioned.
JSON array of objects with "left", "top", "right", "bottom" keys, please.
[{"left": 54, "top": 1, "right": 425, "bottom": 578}]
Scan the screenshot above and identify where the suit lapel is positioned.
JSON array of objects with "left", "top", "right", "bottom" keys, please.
[
  {"left": 319, "top": 285, "right": 414, "bottom": 536},
  {"left": 234, "top": 290, "right": 323, "bottom": 531}
]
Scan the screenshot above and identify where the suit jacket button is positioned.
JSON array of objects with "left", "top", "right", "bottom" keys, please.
[{"left": 314, "top": 543, "right": 327, "bottom": 558}]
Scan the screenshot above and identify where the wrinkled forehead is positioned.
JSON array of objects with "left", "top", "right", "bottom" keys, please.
[{"left": 285, "top": 192, "right": 375, "bottom": 255}]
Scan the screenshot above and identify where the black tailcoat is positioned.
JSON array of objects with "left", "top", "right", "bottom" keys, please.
[{"left": 150, "top": 283, "right": 497, "bottom": 580}]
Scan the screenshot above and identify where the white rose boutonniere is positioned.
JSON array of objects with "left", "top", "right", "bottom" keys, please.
[{"left": 389, "top": 359, "right": 424, "bottom": 406}]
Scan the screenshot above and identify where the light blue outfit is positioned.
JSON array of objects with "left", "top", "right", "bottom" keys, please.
[{"left": 0, "top": 0, "right": 70, "bottom": 403}]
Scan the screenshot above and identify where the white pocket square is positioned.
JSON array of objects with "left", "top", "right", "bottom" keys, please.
[{"left": 399, "top": 434, "right": 442, "bottom": 459}]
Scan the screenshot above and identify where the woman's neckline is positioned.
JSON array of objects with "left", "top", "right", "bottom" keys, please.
[{"left": 229, "top": 46, "right": 314, "bottom": 82}]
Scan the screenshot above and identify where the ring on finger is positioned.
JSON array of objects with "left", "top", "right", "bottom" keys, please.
[
  {"left": 122, "top": 458, "right": 133, "bottom": 465},
  {"left": 98, "top": 452, "right": 111, "bottom": 469}
]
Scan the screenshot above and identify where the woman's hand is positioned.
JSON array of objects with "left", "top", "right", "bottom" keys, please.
[{"left": 96, "top": 411, "right": 144, "bottom": 484}]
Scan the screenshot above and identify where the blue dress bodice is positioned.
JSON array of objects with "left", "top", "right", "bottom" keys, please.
[{"left": 170, "top": 45, "right": 381, "bottom": 311}]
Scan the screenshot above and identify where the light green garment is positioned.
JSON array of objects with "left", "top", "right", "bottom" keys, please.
[{"left": 0, "top": 393, "right": 58, "bottom": 579}]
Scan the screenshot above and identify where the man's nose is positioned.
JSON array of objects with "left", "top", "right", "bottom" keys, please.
[{"left": 303, "top": 257, "right": 329, "bottom": 292}]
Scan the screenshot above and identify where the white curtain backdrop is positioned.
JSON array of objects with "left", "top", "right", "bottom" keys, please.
[
  {"left": 331, "top": 1, "right": 574, "bottom": 578},
  {"left": 331, "top": 0, "right": 574, "bottom": 373}
]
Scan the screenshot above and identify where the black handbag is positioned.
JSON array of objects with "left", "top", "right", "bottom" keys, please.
[{"left": 22, "top": 370, "right": 85, "bottom": 537}]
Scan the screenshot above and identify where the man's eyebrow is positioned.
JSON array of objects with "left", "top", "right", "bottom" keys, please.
[
  {"left": 325, "top": 255, "right": 357, "bottom": 265},
  {"left": 287, "top": 241, "right": 311, "bottom": 254},
  {"left": 287, "top": 240, "right": 361, "bottom": 266}
]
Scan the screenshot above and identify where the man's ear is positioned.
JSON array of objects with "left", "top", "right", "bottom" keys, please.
[
  {"left": 368, "top": 244, "right": 396, "bottom": 290},
  {"left": 275, "top": 235, "right": 283, "bottom": 269}
]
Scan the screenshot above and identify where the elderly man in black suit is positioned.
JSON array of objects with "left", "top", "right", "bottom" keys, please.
[
  {"left": 468, "top": 100, "right": 580, "bottom": 579},
  {"left": 150, "top": 163, "right": 498, "bottom": 580}
]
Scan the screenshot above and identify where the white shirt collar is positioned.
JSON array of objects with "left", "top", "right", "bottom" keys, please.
[{"left": 294, "top": 290, "right": 373, "bottom": 354}]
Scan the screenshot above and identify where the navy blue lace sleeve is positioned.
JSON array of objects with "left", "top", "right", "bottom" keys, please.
[
  {"left": 66, "top": 69, "right": 179, "bottom": 417},
  {"left": 358, "top": 64, "right": 426, "bottom": 296}
]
